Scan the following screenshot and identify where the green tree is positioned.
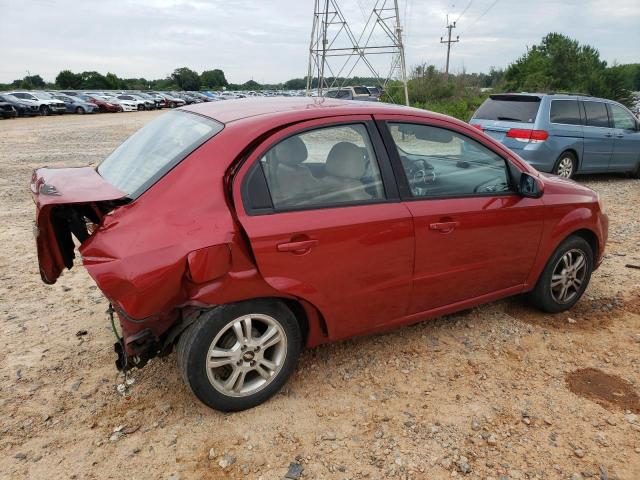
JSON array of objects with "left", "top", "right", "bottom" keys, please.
[
  {"left": 200, "top": 69, "right": 228, "bottom": 89},
  {"left": 242, "top": 79, "right": 261, "bottom": 90},
  {"left": 503, "top": 33, "right": 632, "bottom": 105},
  {"left": 79, "top": 71, "right": 110, "bottom": 89},
  {"left": 171, "top": 67, "right": 201, "bottom": 90},
  {"left": 55, "top": 70, "right": 83, "bottom": 89}
]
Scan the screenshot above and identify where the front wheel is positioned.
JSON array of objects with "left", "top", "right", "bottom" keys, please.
[
  {"left": 40, "top": 105, "right": 50, "bottom": 116},
  {"left": 527, "top": 236, "right": 593, "bottom": 313},
  {"left": 177, "top": 299, "right": 302, "bottom": 412},
  {"left": 75, "top": 106, "right": 85, "bottom": 114}
]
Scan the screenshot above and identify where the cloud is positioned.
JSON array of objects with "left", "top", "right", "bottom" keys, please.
[{"left": 0, "top": 0, "right": 638, "bottom": 83}]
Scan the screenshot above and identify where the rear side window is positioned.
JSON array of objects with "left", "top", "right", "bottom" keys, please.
[
  {"left": 98, "top": 110, "right": 223, "bottom": 198},
  {"left": 353, "top": 87, "right": 370, "bottom": 95},
  {"left": 609, "top": 104, "right": 637, "bottom": 130},
  {"left": 583, "top": 101, "right": 609, "bottom": 128},
  {"left": 256, "top": 124, "right": 385, "bottom": 210},
  {"left": 474, "top": 95, "right": 541, "bottom": 123},
  {"left": 550, "top": 100, "right": 582, "bottom": 125}
]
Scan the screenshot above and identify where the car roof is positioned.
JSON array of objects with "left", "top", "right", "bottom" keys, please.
[{"left": 181, "top": 97, "right": 450, "bottom": 125}]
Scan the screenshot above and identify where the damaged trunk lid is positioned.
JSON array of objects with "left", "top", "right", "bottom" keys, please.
[{"left": 31, "top": 167, "right": 127, "bottom": 284}]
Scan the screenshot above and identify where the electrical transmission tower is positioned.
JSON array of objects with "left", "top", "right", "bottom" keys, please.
[
  {"left": 440, "top": 17, "right": 459, "bottom": 79},
  {"left": 306, "top": 0, "right": 409, "bottom": 105}
]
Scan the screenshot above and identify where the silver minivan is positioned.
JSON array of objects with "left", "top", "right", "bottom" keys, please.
[{"left": 471, "top": 93, "right": 640, "bottom": 178}]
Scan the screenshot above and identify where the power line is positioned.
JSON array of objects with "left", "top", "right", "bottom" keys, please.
[
  {"left": 453, "top": 0, "right": 474, "bottom": 24},
  {"left": 460, "top": 0, "right": 500, "bottom": 35}
]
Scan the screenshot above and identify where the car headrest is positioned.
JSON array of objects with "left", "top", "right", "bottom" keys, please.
[
  {"left": 273, "top": 136, "right": 308, "bottom": 166},
  {"left": 326, "top": 142, "right": 367, "bottom": 179}
]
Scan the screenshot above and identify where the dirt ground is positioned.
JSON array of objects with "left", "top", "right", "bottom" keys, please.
[{"left": 1, "top": 111, "right": 639, "bottom": 480}]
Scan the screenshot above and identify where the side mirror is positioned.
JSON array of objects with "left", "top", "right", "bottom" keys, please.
[{"left": 518, "top": 172, "right": 544, "bottom": 198}]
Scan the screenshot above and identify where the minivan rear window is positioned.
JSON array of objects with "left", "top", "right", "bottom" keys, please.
[
  {"left": 98, "top": 110, "right": 223, "bottom": 198},
  {"left": 550, "top": 100, "right": 582, "bottom": 125},
  {"left": 474, "top": 95, "right": 541, "bottom": 123}
]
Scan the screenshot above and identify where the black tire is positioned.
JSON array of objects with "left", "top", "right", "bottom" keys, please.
[
  {"left": 553, "top": 151, "right": 577, "bottom": 179},
  {"left": 176, "top": 299, "right": 302, "bottom": 412},
  {"left": 40, "top": 105, "right": 50, "bottom": 116},
  {"left": 632, "top": 161, "right": 640, "bottom": 179},
  {"left": 75, "top": 106, "right": 85, "bottom": 115},
  {"left": 527, "top": 235, "right": 593, "bottom": 313}
]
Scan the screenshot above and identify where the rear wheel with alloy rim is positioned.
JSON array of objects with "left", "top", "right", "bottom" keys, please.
[
  {"left": 553, "top": 152, "right": 577, "bottom": 178},
  {"left": 528, "top": 235, "right": 593, "bottom": 313},
  {"left": 177, "top": 299, "right": 301, "bottom": 411}
]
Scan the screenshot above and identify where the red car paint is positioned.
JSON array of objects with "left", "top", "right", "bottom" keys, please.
[
  {"left": 31, "top": 98, "right": 608, "bottom": 358},
  {"left": 85, "top": 96, "right": 120, "bottom": 113}
]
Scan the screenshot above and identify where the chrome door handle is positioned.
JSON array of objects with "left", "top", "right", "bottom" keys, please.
[{"left": 429, "top": 221, "right": 460, "bottom": 233}]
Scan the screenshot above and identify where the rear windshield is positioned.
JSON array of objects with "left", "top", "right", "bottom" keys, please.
[
  {"left": 474, "top": 95, "right": 541, "bottom": 123},
  {"left": 97, "top": 110, "right": 223, "bottom": 198}
]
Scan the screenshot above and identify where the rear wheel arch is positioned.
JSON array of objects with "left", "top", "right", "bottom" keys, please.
[
  {"left": 563, "top": 148, "right": 580, "bottom": 169},
  {"left": 177, "top": 296, "right": 327, "bottom": 349},
  {"left": 554, "top": 150, "right": 579, "bottom": 177}
]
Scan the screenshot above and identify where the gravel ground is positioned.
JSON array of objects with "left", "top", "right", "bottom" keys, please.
[{"left": 0, "top": 111, "right": 639, "bottom": 480}]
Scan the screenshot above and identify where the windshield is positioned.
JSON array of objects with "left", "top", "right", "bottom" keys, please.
[
  {"left": 474, "top": 95, "right": 541, "bottom": 123},
  {"left": 97, "top": 110, "right": 223, "bottom": 198}
]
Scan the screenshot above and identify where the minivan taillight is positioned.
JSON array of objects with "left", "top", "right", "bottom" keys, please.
[
  {"left": 506, "top": 129, "right": 549, "bottom": 143},
  {"left": 471, "top": 124, "right": 484, "bottom": 131}
]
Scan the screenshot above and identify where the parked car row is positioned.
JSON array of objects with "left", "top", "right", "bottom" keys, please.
[{"left": 0, "top": 89, "right": 310, "bottom": 119}]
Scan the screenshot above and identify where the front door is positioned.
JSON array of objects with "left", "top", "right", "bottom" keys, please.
[
  {"left": 581, "top": 100, "right": 614, "bottom": 172},
  {"left": 378, "top": 117, "right": 544, "bottom": 314},
  {"left": 608, "top": 103, "right": 640, "bottom": 173},
  {"left": 233, "top": 117, "right": 415, "bottom": 340}
]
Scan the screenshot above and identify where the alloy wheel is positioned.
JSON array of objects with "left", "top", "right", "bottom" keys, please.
[
  {"left": 205, "top": 314, "right": 287, "bottom": 397},
  {"left": 550, "top": 249, "right": 587, "bottom": 304},
  {"left": 556, "top": 157, "right": 574, "bottom": 178}
]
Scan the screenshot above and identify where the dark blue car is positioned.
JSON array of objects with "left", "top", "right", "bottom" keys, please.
[
  {"left": 471, "top": 93, "right": 640, "bottom": 178},
  {"left": 53, "top": 94, "right": 100, "bottom": 114}
]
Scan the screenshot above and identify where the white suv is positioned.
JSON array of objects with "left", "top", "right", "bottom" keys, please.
[{"left": 9, "top": 91, "right": 66, "bottom": 115}]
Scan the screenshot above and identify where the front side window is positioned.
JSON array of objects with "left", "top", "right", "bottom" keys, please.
[
  {"left": 257, "top": 124, "right": 385, "bottom": 210},
  {"left": 388, "top": 123, "right": 511, "bottom": 197},
  {"left": 98, "top": 110, "right": 223, "bottom": 198},
  {"left": 610, "top": 104, "right": 637, "bottom": 130},
  {"left": 550, "top": 100, "right": 582, "bottom": 125},
  {"left": 583, "top": 101, "right": 609, "bottom": 128}
]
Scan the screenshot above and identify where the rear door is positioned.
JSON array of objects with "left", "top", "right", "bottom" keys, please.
[
  {"left": 607, "top": 103, "right": 640, "bottom": 173},
  {"left": 233, "top": 116, "right": 415, "bottom": 340},
  {"left": 377, "top": 115, "right": 545, "bottom": 313},
  {"left": 581, "top": 100, "right": 614, "bottom": 172}
]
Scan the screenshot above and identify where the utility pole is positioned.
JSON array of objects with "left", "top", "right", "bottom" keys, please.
[{"left": 440, "top": 18, "right": 459, "bottom": 79}]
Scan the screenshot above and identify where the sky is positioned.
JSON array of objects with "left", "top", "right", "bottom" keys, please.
[{"left": 0, "top": 0, "right": 639, "bottom": 84}]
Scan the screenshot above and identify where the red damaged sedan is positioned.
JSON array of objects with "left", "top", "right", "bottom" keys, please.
[{"left": 31, "top": 98, "right": 608, "bottom": 411}]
